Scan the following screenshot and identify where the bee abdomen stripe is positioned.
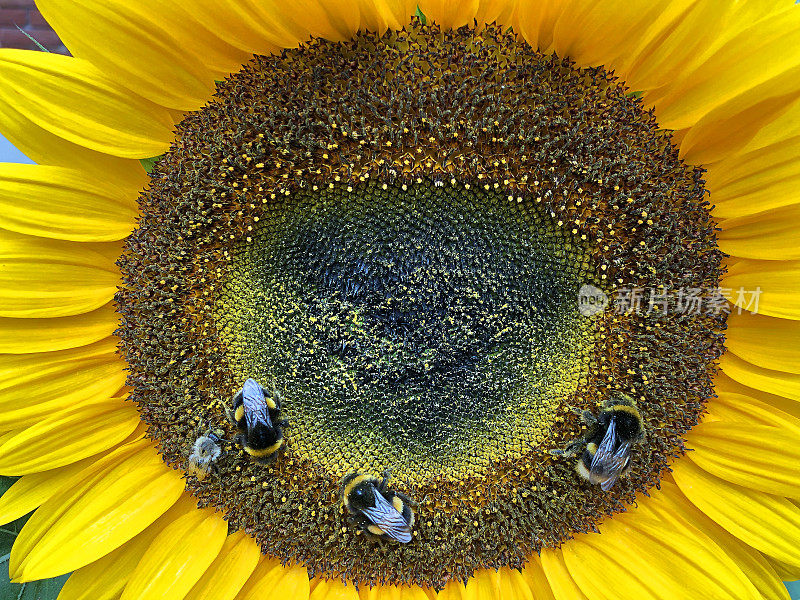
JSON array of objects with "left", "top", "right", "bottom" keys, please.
[{"left": 245, "top": 439, "right": 283, "bottom": 457}]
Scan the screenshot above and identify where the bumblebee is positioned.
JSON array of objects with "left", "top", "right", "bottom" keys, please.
[
  {"left": 187, "top": 430, "right": 223, "bottom": 481},
  {"left": 340, "top": 471, "right": 416, "bottom": 543},
  {"left": 551, "top": 395, "right": 645, "bottom": 491},
  {"left": 226, "top": 378, "right": 288, "bottom": 464}
]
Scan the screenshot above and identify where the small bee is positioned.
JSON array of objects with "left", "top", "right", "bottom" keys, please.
[
  {"left": 551, "top": 395, "right": 646, "bottom": 491},
  {"left": 226, "top": 378, "right": 288, "bottom": 464},
  {"left": 340, "top": 471, "right": 416, "bottom": 543},
  {"left": 187, "top": 430, "right": 223, "bottom": 481}
]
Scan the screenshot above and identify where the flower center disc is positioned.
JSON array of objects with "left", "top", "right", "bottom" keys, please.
[
  {"left": 218, "top": 180, "right": 595, "bottom": 483},
  {"left": 117, "top": 20, "right": 724, "bottom": 589}
]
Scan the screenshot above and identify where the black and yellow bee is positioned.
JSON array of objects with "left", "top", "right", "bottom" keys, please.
[
  {"left": 226, "top": 378, "right": 288, "bottom": 464},
  {"left": 551, "top": 395, "right": 645, "bottom": 491},
  {"left": 340, "top": 471, "right": 416, "bottom": 543},
  {"left": 187, "top": 430, "right": 223, "bottom": 481}
]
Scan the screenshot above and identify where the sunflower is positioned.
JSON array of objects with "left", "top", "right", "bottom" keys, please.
[{"left": 0, "top": 0, "right": 799, "bottom": 598}]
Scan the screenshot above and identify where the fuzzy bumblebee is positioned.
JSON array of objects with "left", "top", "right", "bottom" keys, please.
[
  {"left": 226, "top": 378, "right": 288, "bottom": 464},
  {"left": 186, "top": 430, "right": 223, "bottom": 481},
  {"left": 551, "top": 395, "right": 646, "bottom": 491},
  {"left": 340, "top": 471, "right": 416, "bottom": 543}
]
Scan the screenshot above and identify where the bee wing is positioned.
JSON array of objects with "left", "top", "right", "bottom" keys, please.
[
  {"left": 589, "top": 418, "right": 631, "bottom": 490},
  {"left": 361, "top": 492, "right": 412, "bottom": 543},
  {"left": 242, "top": 378, "right": 271, "bottom": 430}
]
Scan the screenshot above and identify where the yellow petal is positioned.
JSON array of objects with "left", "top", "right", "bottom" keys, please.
[
  {"left": 540, "top": 548, "right": 588, "bottom": 600},
  {"left": 679, "top": 88, "right": 800, "bottom": 166},
  {"left": 10, "top": 440, "right": 184, "bottom": 580},
  {"left": 129, "top": 2, "right": 252, "bottom": 78},
  {"left": 686, "top": 422, "right": 800, "bottom": 497},
  {"left": 640, "top": 480, "right": 791, "bottom": 600},
  {"left": 0, "top": 341, "right": 125, "bottom": 428},
  {"left": 672, "top": 459, "right": 800, "bottom": 566},
  {"left": 622, "top": 0, "right": 731, "bottom": 92},
  {"left": 235, "top": 558, "right": 310, "bottom": 600},
  {"left": 552, "top": 0, "right": 666, "bottom": 69},
  {"left": 610, "top": 0, "right": 700, "bottom": 82},
  {"left": 0, "top": 164, "right": 137, "bottom": 242},
  {"left": 512, "top": 0, "right": 564, "bottom": 53},
  {"left": 474, "top": 0, "right": 516, "bottom": 29},
  {"left": 120, "top": 506, "right": 227, "bottom": 600},
  {"left": 766, "top": 556, "right": 800, "bottom": 582},
  {"left": 719, "top": 205, "right": 800, "bottom": 261},
  {"left": 272, "top": 0, "right": 362, "bottom": 43},
  {"left": 0, "top": 303, "right": 118, "bottom": 353},
  {"left": 417, "top": 0, "right": 479, "bottom": 30},
  {"left": 188, "top": 0, "right": 295, "bottom": 54},
  {"left": 358, "top": 0, "right": 417, "bottom": 32},
  {"left": 519, "top": 554, "right": 555, "bottom": 600},
  {"left": 723, "top": 259, "right": 800, "bottom": 320},
  {"left": 721, "top": 351, "right": 800, "bottom": 401},
  {"left": 436, "top": 579, "right": 468, "bottom": 600},
  {"left": 0, "top": 49, "right": 173, "bottom": 158},
  {"left": 0, "top": 399, "right": 139, "bottom": 475},
  {"left": 714, "top": 371, "right": 800, "bottom": 422},
  {"left": 0, "top": 100, "right": 148, "bottom": 190},
  {"left": 739, "top": 93, "right": 800, "bottom": 154},
  {"left": 464, "top": 569, "right": 501, "bottom": 600},
  {"left": 0, "top": 456, "right": 99, "bottom": 526},
  {"left": 653, "top": 8, "right": 800, "bottom": 130},
  {"left": 359, "top": 582, "right": 433, "bottom": 600},
  {"left": 725, "top": 312, "right": 800, "bottom": 373},
  {"left": 37, "top": 0, "right": 217, "bottom": 111},
  {"left": 707, "top": 137, "right": 800, "bottom": 219},
  {"left": 497, "top": 567, "right": 532, "bottom": 600},
  {"left": 310, "top": 578, "right": 360, "bottom": 600},
  {"left": 708, "top": 390, "right": 800, "bottom": 435},
  {"left": 563, "top": 514, "right": 760, "bottom": 600},
  {"left": 56, "top": 494, "right": 199, "bottom": 600},
  {"left": 184, "top": 531, "right": 261, "bottom": 600},
  {"left": 0, "top": 233, "right": 120, "bottom": 318}
]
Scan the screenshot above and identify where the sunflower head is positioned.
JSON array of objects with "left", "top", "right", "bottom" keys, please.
[{"left": 2, "top": 2, "right": 799, "bottom": 599}]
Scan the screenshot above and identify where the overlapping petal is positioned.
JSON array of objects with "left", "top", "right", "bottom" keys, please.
[
  {"left": 0, "top": 233, "right": 120, "bottom": 318},
  {"left": 0, "top": 399, "right": 139, "bottom": 475},
  {"left": 0, "top": 164, "right": 138, "bottom": 242},
  {"left": 0, "top": 303, "right": 118, "bottom": 354},
  {"left": 183, "top": 531, "right": 261, "bottom": 600},
  {"left": 0, "top": 49, "right": 174, "bottom": 158},
  {"left": 9, "top": 439, "right": 184, "bottom": 581},
  {"left": 673, "top": 459, "right": 800, "bottom": 567},
  {"left": 686, "top": 422, "right": 800, "bottom": 497},
  {"left": 235, "top": 558, "right": 310, "bottom": 600},
  {"left": 723, "top": 259, "right": 800, "bottom": 320},
  {"left": 119, "top": 505, "right": 227, "bottom": 600},
  {"left": 725, "top": 313, "right": 800, "bottom": 373},
  {"left": 0, "top": 338, "right": 125, "bottom": 428},
  {"left": 56, "top": 494, "right": 200, "bottom": 600}
]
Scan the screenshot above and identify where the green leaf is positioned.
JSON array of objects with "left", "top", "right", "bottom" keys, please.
[
  {"left": 415, "top": 5, "right": 427, "bottom": 25},
  {"left": 626, "top": 90, "right": 644, "bottom": 99},
  {"left": 0, "top": 476, "right": 70, "bottom": 600},
  {"left": 139, "top": 154, "right": 164, "bottom": 173}
]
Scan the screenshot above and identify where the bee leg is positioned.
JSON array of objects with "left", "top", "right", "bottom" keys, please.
[
  {"left": 224, "top": 405, "right": 237, "bottom": 427},
  {"left": 550, "top": 438, "right": 584, "bottom": 458},
  {"left": 378, "top": 470, "right": 393, "bottom": 494},
  {"left": 276, "top": 419, "right": 289, "bottom": 429}
]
